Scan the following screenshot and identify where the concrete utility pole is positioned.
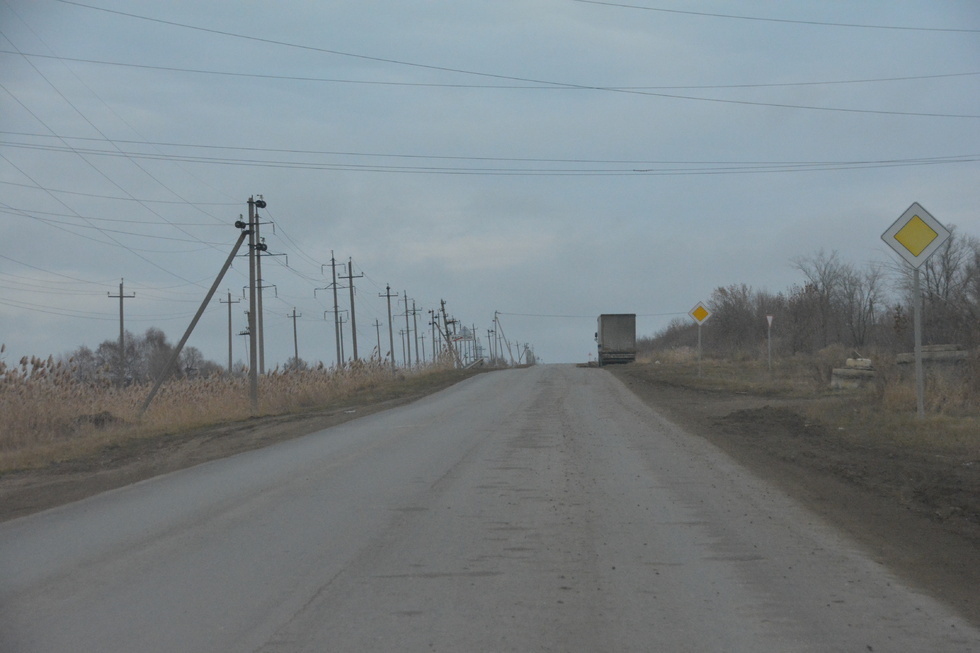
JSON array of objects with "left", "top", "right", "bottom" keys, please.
[
  {"left": 399, "top": 329, "right": 409, "bottom": 367},
  {"left": 344, "top": 258, "right": 364, "bottom": 360},
  {"left": 239, "top": 313, "right": 250, "bottom": 364},
  {"left": 315, "top": 252, "right": 342, "bottom": 367},
  {"left": 411, "top": 300, "right": 421, "bottom": 366},
  {"left": 331, "top": 255, "right": 341, "bottom": 365},
  {"left": 372, "top": 319, "right": 383, "bottom": 361},
  {"left": 400, "top": 291, "right": 412, "bottom": 367},
  {"left": 288, "top": 307, "right": 301, "bottom": 365},
  {"left": 325, "top": 309, "right": 349, "bottom": 365},
  {"left": 337, "top": 313, "right": 347, "bottom": 362},
  {"left": 247, "top": 198, "right": 264, "bottom": 411},
  {"left": 219, "top": 290, "right": 240, "bottom": 374},
  {"left": 108, "top": 278, "right": 135, "bottom": 385},
  {"left": 254, "top": 209, "right": 265, "bottom": 375},
  {"left": 379, "top": 284, "right": 397, "bottom": 370},
  {"left": 494, "top": 311, "right": 515, "bottom": 365},
  {"left": 440, "top": 300, "right": 462, "bottom": 367},
  {"left": 430, "top": 310, "right": 438, "bottom": 363}
]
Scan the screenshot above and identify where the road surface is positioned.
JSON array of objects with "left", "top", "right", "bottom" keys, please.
[{"left": 2, "top": 365, "right": 977, "bottom": 651}]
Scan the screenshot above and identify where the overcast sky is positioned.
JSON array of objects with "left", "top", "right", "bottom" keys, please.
[{"left": 2, "top": 1, "right": 978, "bottom": 367}]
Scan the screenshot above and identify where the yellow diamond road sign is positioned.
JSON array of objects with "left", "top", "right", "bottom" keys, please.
[
  {"left": 882, "top": 202, "right": 950, "bottom": 269},
  {"left": 690, "top": 302, "right": 711, "bottom": 324}
]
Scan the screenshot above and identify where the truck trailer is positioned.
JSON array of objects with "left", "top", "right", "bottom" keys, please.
[{"left": 595, "top": 314, "right": 636, "bottom": 365}]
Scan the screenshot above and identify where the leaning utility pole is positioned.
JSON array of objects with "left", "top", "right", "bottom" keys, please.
[
  {"left": 379, "top": 284, "right": 397, "bottom": 370},
  {"left": 288, "top": 307, "right": 301, "bottom": 364},
  {"left": 140, "top": 221, "right": 250, "bottom": 416},
  {"left": 107, "top": 279, "right": 135, "bottom": 385},
  {"left": 219, "top": 290, "right": 240, "bottom": 374}
]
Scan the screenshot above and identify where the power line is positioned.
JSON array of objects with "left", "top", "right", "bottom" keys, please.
[
  {"left": 3, "top": 50, "right": 976, "bottom": 91},
  {"left": 5, "top": 131, "right": 978, "bottom": 167},
  {"left": 46, "top": 1, "right": 980, "bottom": 119},
  {"left": 0, "top": 179, "right": 236, "bottom": 205},
  {"left": 568, "top": 0, "right": 980, "bottom": 33},
  {"left": 3, "top": 139, "right": 976, "bottom": 175}
]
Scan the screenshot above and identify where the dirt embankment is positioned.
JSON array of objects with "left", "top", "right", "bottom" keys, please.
[{"left": 609, "top": 364, "right": 980, "bottom": 627}]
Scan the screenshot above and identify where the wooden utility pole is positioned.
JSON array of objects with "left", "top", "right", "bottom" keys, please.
[
  {"left": 107, "top": 278, "right": 135, "bottom": 385},
  {"left": 219, "top": 290, "right": 240, "bottom": 374}
]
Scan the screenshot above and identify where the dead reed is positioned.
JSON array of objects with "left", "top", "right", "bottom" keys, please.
[{"left": 0, "top": 349, "right": 455, "bottom": 472}]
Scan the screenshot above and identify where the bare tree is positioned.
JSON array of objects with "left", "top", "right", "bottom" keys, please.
[
  {"left": 891, "top": 227, "right": 980, "bottom": 347},
  {"left": 839, "top": 263, "right": 886, "bottom": 348},
  {"left": 708, "top": 284, "right": 757, "bottom": 356},
  {"left": 792, "top": 250, "right": 848, "bottom": 349}
]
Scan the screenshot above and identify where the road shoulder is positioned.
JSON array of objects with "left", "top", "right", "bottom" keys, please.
[{"left": 607, "top": 364, "right": 980, "bottom": 627}]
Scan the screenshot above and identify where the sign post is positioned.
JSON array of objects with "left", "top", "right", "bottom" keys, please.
[
  {"left": 881, "top": 202, "right": 951, "bottom": 418},
  {"left": 689, "top": 302, "right": 711, "bottom": 377}
]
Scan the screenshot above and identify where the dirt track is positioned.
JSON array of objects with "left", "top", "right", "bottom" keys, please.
[{"left": 1, "top": 365, "right": 977, "bottom": 625}]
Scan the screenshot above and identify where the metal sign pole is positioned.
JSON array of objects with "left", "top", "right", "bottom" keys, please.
[
  {"left": 697, "top": 323, "right": 702, "bottom": 378},
  {"left": 913, "top": 267, "right": 925, "bottom": 418},
  {"left": 881, "top": 202, "right": 950, "bottom": 420}
]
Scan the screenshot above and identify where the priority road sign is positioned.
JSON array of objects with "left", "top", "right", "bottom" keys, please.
[
  {"left": 689, "top": 302, "right": 711, "bottom": 325},
  {"left": 881, "top": 202, "right": 950, "bottom": 270}
]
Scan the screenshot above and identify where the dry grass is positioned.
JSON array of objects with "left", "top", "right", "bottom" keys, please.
[
  {"left": 637, "top": 347, "right": 980, "bottom": 455},
  {"left": 0, "top": 351, "right": 458, "bottom": 473}
]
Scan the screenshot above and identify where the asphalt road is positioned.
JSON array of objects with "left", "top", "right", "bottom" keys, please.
[{"left": 2, "top": 365, "right": 977, "bottom": 652}]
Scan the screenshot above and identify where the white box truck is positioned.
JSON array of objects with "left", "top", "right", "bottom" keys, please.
[{"left": 595, "top": 314, "right": 636, "bottom": 365}]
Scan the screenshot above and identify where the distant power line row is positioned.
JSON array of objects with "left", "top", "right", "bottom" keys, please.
[
  {"left": 568, "top": 1, "right": 980, "bottom": 33},
  {"left": 4, "top": 50, "right": 977, "bottom": 91},
  {"left": 3, "top": 50, "right": 977, "bottom": 120},
  {"left": 4, "top": 137, "right": 977, "bottom": 176}
]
